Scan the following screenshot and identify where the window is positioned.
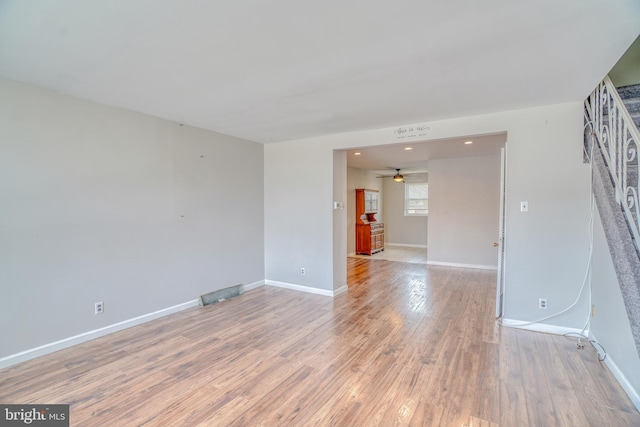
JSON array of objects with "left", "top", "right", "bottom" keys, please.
[{"left": 404, "top": 182, "right": 428, "bottom": 216}]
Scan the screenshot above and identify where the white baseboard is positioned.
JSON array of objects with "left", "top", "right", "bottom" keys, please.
[
  {"left": 264, "top": 280, "right": 337, "bottom": 297},
  {"left": 427, "top": 260, "right": 497, "bottom": 271},
  {"left": 590, "top": 333, "right": 640, "bottom": 412},
  {"left": 0, "top": 278, "right": 340, "bottom": 370},
  {"left": 500, "top": 321, "right": 640, "bottom": 412},
  {"left": 500, "top": 318, "right": 584, "bottom": 335},
  {"left": 244, "top": 280, "right": 265, "bottom": 292},
  {"left": 386, "top": 243, "right": 428, "bottom": 248},
  {"left": 333, "top": 285, "right": 349, "bottom": 295},
  {"left": 0, "top": 299, "right": 200, "bottom": 370}
]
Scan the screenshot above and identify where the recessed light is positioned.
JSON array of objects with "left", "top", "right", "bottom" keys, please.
[
  {"left": 404, "top": 147, "right": 413, "bottom": 150},
  {"left": 464, "top": 140, "right": 473, "bottom": 145},
  {"left": 354, "top": 152, "right": 361, "bottom": 155}
]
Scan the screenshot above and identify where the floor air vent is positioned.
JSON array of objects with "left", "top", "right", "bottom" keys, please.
[{"left": 200, "top": 285, "right": 244, "bottom": 306}]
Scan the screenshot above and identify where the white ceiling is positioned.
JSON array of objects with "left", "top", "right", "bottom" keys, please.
[
  {"left": 346, "top": 132, "right": 507, "bottom": 174},
  {"left": 0, "top": 1, "right": 638, "bottom": 143}
]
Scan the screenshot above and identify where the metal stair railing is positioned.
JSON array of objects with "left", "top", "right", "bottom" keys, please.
[{"left": 585, "top": 76, "right": 640, "bottom": 256}]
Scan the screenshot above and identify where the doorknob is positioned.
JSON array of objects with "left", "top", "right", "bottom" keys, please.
[{"left": 493, "top": 242, "right": 499, "bottom": 247}]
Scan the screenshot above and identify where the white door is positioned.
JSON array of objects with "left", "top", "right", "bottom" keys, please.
[{"left": 495, "top": 145, "right": 507, "bottom": 318}]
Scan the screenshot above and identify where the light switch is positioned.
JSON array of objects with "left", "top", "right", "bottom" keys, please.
[{"left": 520, "top": 201, "right": 529, "bottom": 212}]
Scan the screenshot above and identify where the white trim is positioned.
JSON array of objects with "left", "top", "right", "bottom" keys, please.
[
  {"left": 243, "top": 280, "right": 265, "bottom": 292},
  {"left": 385, "top": 243, "right": 428, "bottom": 248},
  {"left": 333, "top": 285, "right": 349, "bottom": 295},
  {"left": 500, "top": 318, "right": 584, "bottom": 335},
  {"left": 265, "top": 280, "right": 335, "bottom": 297},
  {"left": 590, "top": 333, "right": 640, "bottom": 411},
  {"left": 427, "top": 261, "right": 497, "bottom": 271},
  {"left": 0, "top": 299, "right": 200, "bottom": 370},
  {"left": 0, "top": 279, "right": 333, "bottom": 370},
  {"left": 496, "top": 144, "right": 507, "bottom": 318}
]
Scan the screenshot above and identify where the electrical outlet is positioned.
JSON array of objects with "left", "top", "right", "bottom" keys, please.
[
  {"left": 94, "top": 302, "right": 104, "bottom": 315},
  {"left": 538, "top": 298, "right": 547, "bottom": 309},
  {"left": 300, "top": 267, "right": 306, "bottom": 276}
]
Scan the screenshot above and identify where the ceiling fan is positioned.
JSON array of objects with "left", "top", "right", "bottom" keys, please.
[{"left": 376, "top": 168, "right": 420, "bottom": 183}]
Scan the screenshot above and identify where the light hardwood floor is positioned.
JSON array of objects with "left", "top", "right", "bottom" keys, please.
[
  {"left": 349, "top": 245, "right": 427, "bottom": 264},
  {"left": 1, "top": 259, "right": 638, "bottom": 426}
]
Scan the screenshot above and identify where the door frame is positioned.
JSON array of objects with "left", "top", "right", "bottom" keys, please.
[{"left": 495, "top": 144, "right": 507, "bottom": 318}]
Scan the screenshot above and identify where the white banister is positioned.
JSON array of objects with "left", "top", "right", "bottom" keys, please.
[{"left": 585, "top": 76, "right": 640, "bottom": 255}]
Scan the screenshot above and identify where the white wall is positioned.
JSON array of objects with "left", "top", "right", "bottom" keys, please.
[
  {"left": 264, "top": 142, "right": 334, "bottom": 291},
  {"left": 346, "top": 167, "right": 383, "bottom": 254},
  {"left": 427, "top": 155, "right": 501, "bottom": 269},
  {"left": 609, "top": 35, "right": 640, "bottom": 87},
  {"left": 382, "top": 174, "right": 428, "bottom": 247},
  {"left": 0, "top": 78, "right": 265, "bottom": 359},
  {"left": 333, "top": 151, "right": 347, "bottom": 292},
  {"left": 264, "top": 101, "right": 591, "bottom": 330},
  {"left": 590, "top": 207, "right": 640, "bottom": 407}
]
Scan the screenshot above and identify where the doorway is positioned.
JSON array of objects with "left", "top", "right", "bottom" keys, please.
[{"left": 339, "top": 133, "right": 507, "bottom": 294}]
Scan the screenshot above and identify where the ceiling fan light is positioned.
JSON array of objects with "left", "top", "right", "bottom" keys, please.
[{"left": 393, "top": 174, "right": 404, "bottom": 182}]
